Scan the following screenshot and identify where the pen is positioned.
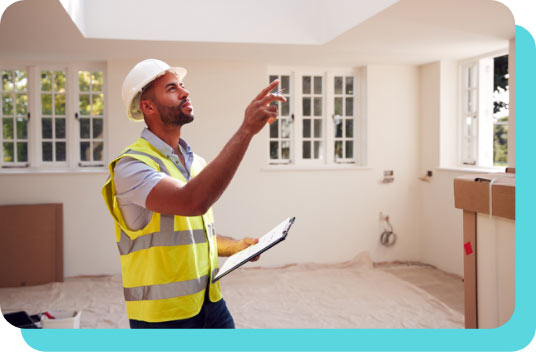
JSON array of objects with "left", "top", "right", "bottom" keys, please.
[{"left": 268, "top": 88, "right": 285, "bottom": 124}]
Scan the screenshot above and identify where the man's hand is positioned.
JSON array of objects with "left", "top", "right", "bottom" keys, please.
[
  {"left": 241, "top": 80, "right": 287, "bottom": 136},
  {"left": 217, "top": 235, "right": 261, "bottom": 262},
  {"left": 236, "top": 237, "right": 261, "bottom": 262}
]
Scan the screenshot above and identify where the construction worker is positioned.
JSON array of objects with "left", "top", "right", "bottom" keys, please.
[{"left": 102, "top": 59, "right": 285, "bottom": 328}]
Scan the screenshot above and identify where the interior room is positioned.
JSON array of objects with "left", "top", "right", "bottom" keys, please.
[{"left": 0, "top": 0, "right": 515, "bottom": 329}]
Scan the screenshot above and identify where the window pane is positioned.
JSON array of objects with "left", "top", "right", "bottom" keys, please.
[
  {"left": 80, "top": 94, "right": 90, "bottom": 115},
  {"left": 302, "top": 97, "right": 311, "bottom": 116},
  {"left": 302, "top": 119, "right": 311, "bottom": 138},
  {"left": 281, "top": 98, "right": 290, "bottom": 116},
  {"left": 345, "top": 119, "right": 354, "bottom": 138},
  {"left": 314, "top": 119, "right": 322, "bottom": 138},
  {"left": 466, "top": 67, "right": 472, "bottom": 88},
  {"left": 2, "top": 94, "right": 13, "bottom": 115},
  {"left": 55, "top": 94, "right": 66, "bottom": 115},
  {"left": 3, "top": 142, "right": 13, "bottom": 162},
  {"left": 93, "top": 118, "right": 103, "bottom": 139},
  {"left": 270, "top": 119, "right": 278, "bottom": 138},
  {"left": 345, "top": 141, "right": 354, "bottom": 159},
  {"left": 313, "top": 97, "right": 322, "bottom": 116},
  {"left": 302, "top": 141, "right": 311, "bottom": 159},
  {"left": 16, "top": 94, "right": 27, "bottom": 116},
  {"left": 302, "top": 76, "right": 311, "bottom": 94},
  {"left": 281, "top": 119, "right": 291, "bottom": 138},
  {"left": 345, "top": 97, "right": 353, "bottom": 116},
  {"left": 335, "top": 119, "right": 342, "bottom": 138},
  {"left": 270, "top": 141, "right": 278, "bottom": 159},
  {"left": 334, "top": 97, "right": 342, "bottom": 116},
  {"left": 42, "top": 142, "right": 53, "bottom": 161},
  {"left": 41, "top": 71, "right": 52, "bottom": 91},
  {"left": 2, "top": 71, "right": 13, "bottom": 92},
  {"left": 16, "top": 142, "right": 27, "bottom": 162},
  {"left": 314, "top": 141, "right": 322, "bottom": 159},
  {"left": 3, "top": 118, "right": 13, "bottom": 139},
  {"left": 281, "top": 76, "right": 289, "bottom": 93},
  {"left": 16, "top": 118, "right": 27, "bottom": 139},
  {"left": 56, "top": 142, "right": 66, "bottom": 161},
  {"left": 92, "top": 94, "right": 104, "bottom": 116},
  {"left": 93, "top": 141, "right": 103, "bottom": 161},
  {"left": 334, "top": 76, "right": 343, "bottom": 95},
  {"left": 54, "top": 71, "right": 66, "bottom": 93},
  {"left": 80, "top": 141, "right": 90, "bottom": 161},
  {"left": 335, "top": 141, "right": 343, "bottom": 159},
  {"left": 42, "top": 118, "right": 52, "bottom": 139},
  {"left": 92, "top": 72, "right": 103, "bottom": 92},
  {"left": 79, "top": 71, "right": 91, "bottom": 92},
  {"left": 14, "top": 71, "right": 27, "bottom": 91},
  {"left": 56, "top": 118, "right": 66, "bottom": 139},
  {"left": 41, "top": 94, "right": 52, "bottom": 115},
  {"left": 345, "top": 77, "right": 354, "bottom": 95},
  {"left": 314, "top": 76, "right": 322, "bottom": 94},
  {"left": 80, "top": 118, "right": 90, "bottom": 138},
  {"left": 281, "top": 141, "right": 290, "bottom": 160}
]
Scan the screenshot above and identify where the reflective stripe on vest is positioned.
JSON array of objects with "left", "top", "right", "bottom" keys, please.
[{"left": 122, "top": 149, "right": 171, "bottom": 175}]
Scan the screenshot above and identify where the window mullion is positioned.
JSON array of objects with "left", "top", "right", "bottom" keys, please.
[{"left": 28, "top": 65, "right": 40, "bottom": 168}]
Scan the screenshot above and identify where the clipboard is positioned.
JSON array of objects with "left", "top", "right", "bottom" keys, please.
[{"left": 212, "top": 217, "right": 295, "bottom": 282}]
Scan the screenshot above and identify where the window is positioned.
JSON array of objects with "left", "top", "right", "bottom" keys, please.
[
  {"left": 459, "top": 53, "right": 508, "bottom": 167},
  {"left": 0, "top": 64, "right": 106, "bottom": 171},
  {"left": 268, "top": 69, "right": 361, "bottom": 167}
]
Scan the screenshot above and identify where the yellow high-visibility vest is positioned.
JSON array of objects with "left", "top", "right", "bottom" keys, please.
[{"left": 102, "top": 137, "right": 222, "bottom": 322}]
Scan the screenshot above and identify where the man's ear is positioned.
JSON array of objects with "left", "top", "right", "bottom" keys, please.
[{"left": 140, "top": 99, "right": 154, "bottom": 116}]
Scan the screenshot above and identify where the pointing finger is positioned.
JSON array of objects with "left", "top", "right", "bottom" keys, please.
[{"left": 255, "top": 80, "right": 280, "bottom": 100}]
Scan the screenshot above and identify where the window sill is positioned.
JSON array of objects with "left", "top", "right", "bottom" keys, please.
[
  {"left": 262, "top": 164, "right": 371, "bottom": 172},
  {"left": 0, "top": 167, "right": 108, "bottom": 175},
  {"left": 437, "top": 166, "right": 509, "bottom": 174}
]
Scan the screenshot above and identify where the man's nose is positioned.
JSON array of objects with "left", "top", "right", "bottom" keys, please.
[{"left": 178, "top": 87, "right": 189, "bottom": 100}]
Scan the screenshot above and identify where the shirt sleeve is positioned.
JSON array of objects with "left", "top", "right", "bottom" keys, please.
[{"left": 113, "top": 156, "right": 166, "bottom": 208}]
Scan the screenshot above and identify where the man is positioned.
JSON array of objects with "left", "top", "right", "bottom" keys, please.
[{"left": 102, "top": 59, "right": 285, "bottom": 328}]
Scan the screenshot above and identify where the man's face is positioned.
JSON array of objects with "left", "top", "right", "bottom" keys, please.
[{"left": 145, "top": 71, "right": 194, "bottom": 126}]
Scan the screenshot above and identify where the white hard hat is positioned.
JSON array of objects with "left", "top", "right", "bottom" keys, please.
[{"left": 121, "top": 59, "right": 187, "bottom": 122}]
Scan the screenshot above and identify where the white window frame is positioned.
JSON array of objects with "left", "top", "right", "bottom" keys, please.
[{"left": 0, "top": 62, "right": 107, "bottom": 173}]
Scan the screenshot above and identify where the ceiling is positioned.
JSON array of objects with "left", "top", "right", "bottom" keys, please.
[{"left": 0, "top": 0, "right": 515, "bottom": 66}]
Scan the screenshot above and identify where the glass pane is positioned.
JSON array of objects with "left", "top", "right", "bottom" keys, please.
[
  {"left": 3, "top": 118, "right": 13, "bottom": 139},
  {"left": 3, "top": 142, "right": 13, "bottom": 162},
  {"left": 345, "top": 77, "right": 354, "bottom": 95},
  {"left": 345, "top": 141, "right": 354, "bottom": 159},
  {"left": 2, "top": 70, "right": 13, "bottom": 92},
  {"left": 281, "top": 76, "right": 289, "bottom": 92},
  {"left": 302, "top": 76, "right": 311, "bottom": 94},
  {"left": 16, "top": 94, "right": 27, "bottom": 116},
  {"left": 345, "top": 97, "right": 353, "bottom": 116},
  {"left": 281, "top": 119, "right": 291, "bottom": 138},
  {"left": 302, "top": 141, "right": 311, "bottom": 159},
  {"left": 270, "top": 141, "right": 278, "bottom": 159},
  {"left": 16, "top": 142, "right": 27, "bottom": 162},
  {"left": 314, "top": 141, "right": 322, "bottom": 159},
  {"left": 335, "top": 141, "right": 343, "bottom": 159},
  {"left": 334, "top": 97, "right": 342, "bottom": 117},
  {"left": 41, "top": 71, "right": 52, "bottom": 91},
  {"left": 42, "top": 142, "right": 53, "bottom": 161},
  {"left": 54, "top": 71, "right": 66, "bottom": 93},
  {"left": 334, "top": 76, "right": 343, "bottom": 95},
  {"left": 42, "top": 118, "right": 52, "bottom": 139},
  {"left": 314, "top": 97, "right": 322, "bottom": 116},
  {"left": 2, "top": 94, "right": 13, "bottom": 115},
  {"left": 281, "top": 141, "right": 290, "bottom": 160},
  {"left": 16, "top": 118, "right": 27, "bottom": 139},
  {"left": 41, "top": 94, "right": 52, "bottom": 115},
  {"left": 302, "top": 97, "right": 311, "bottom": 116},
  {"left": 56, "top": 118, "right": 66, "bottom": 139},
  {"left": 270, "top": 119, "right": 278, "bottom": 138},
  {"left": 345, "top": 119, "right": 354, "bottom": 138},
  {"left": 55, "top": 94, "right": 66, "bottom": 115},
  {"left": 92, "top": 94, "right": 104, "bottom": 116},
  {"left": 93, "top": 118, "right": 103, "bottom": 139},
  {"left": 314, "top": 76, "right": 322, "bottom": 94},
  {"left": 80, "top": 118, "right": 90, "bottom": 139},
  {"left": 92, "top": 72, "right": 103, "bottom": 92},
  {"left": 79, "top": 71, "right": 90, "bottom": 92},
  {"left": 302, "top": 119, "right": 311, "bottom": 138},
  {"left": 80, "top": 141, "right": 90, "bottom": 161},
  {"left": 14, "top": 71, "right": 27, "bottom": 91},
  {"left": 79, "top": 94, "right": 90, "bottom": 115},
  {"left": 93, "top": 141, "right": 103, "bottom": 161},
  {"left": 56, "top": 142, "right": 66, "bottom": 161},
  {"left": 281, "top": 98, "right": 290, "bottom": 116},
  {"left": 314, "top": 119, "right": 322, "bottom": 138},
  {"left": 335, "top": 119, "right": 343, "bottom": 137}
]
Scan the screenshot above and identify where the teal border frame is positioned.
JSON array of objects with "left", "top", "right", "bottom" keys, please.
[{"left": 17, "top": 25, "right": 536, "bottom": 352}]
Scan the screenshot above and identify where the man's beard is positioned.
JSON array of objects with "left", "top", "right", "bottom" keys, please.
[{"left": 156, "top": 100, "right": 194, "bottom": 126}]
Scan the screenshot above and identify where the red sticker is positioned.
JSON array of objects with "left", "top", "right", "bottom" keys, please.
[{"left": 464, "top": 242, "right": 473, "bottom": 256}]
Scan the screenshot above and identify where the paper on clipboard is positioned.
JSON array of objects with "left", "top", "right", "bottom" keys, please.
[{"left": 212, "top": 217, "right": 295, "bottom": 282}]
